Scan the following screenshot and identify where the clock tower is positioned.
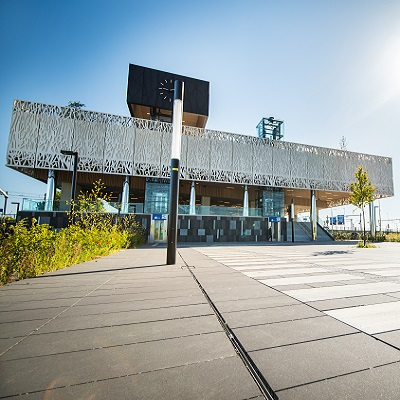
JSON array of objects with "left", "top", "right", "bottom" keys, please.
[{"left": 126, "top": 64, "right": 210, "bottom": 128}]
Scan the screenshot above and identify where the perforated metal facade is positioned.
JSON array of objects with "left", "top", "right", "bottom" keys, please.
[{"left": 7, "top": 100, "right": 394, "bottom": 199}]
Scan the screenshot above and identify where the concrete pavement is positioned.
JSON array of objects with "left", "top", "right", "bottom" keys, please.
[{"left": 2, "top": 242, "right": 400, "bottom": 399}]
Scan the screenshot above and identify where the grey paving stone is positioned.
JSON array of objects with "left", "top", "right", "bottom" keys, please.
[
  {"left": 277, "top": 361, "right": 400, "bottom": 400},
  {"left": 0, "top": 331, "right": 234, "bottom": 397},
  {"left": 0, "top": 307, "right": 66, "bottom": 323},
  {"left": 243, "top": 267, "right": 329, "bottom": 277},
  {"left": 16, "top": 356, "right": 262, "bottom": 400},
  {"left": 205, "top": 285, "right": 279, "bottom": 302},
  {"left": 260, "top": 273, "right": 356, "bottom": 286},
  {"left": 326, "top": 301, "right": 400, "bottom": 334},
  {"left": 374, "top": 330, "right": 400, "bottom": 348},
  {"left": 223, "top": 304, "right": 323, "bottom": 328},
  {"left": 283, "top": 282, "right": 400, "bottom": 302},
  {"left": 37, "top": 303, "right": 213, "bottom": 333},
  {"left": 0, "top": 291, "right": 90, "bottom": 304},
  {"left": 0, "top": 319, "right": 51, "bottom": 339},
  {"left": 60, "top": 296, "right": 206, "bottom": 318},
  {"left": 305, "top": 281, "right": 346, "bottom": 288},
  {"left": 85, "top": 287, "right": 205, "bottom": 302},
  {"left": 234, "top": 315, "right": 357, "bottom": 351},
  {"left": 1, "top": 315, "right": 223, "bottom": 361},
  {"left": 214, "top": 296, "right": 299, "bottom": 313},
  {"left": 268, "top": 283, "right": 312, "bottom": 291},
  {"left": 0, "top": 298, "right": 85, "bottom": 312},
  {"left": 0, "top": 338, "right": 21, "bottom": 355},
  {"left": 250, "top": 333, "right": 400, "bottom": 391},
  {"left": 306, "top": 293, "right": 399, "bottom": 311}
]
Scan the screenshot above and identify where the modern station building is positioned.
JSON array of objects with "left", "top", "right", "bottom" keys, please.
[{"left": 6, "top": 64, "right": 394, "bottom": 242}]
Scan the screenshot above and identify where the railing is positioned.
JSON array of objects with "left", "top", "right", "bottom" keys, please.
[
  {"left": 20, "top": 198, "right": 268, "bottom": 218},
  {"left": 317, "top": 216, "right": 335, "bottom": 239}
]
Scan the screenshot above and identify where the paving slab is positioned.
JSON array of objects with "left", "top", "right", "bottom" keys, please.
[
  {"left": 259, "top": 273, "right": 358, "bottom": 286},
  {"left": 326, "top": 301, "right": 400, "bottom": 334},
  {"left": 283, "top": 281, "right": 400, "bottom": 302},
  {"left": 0, "top": 331, "right": 234, "bottom": 397},
  {"left": 214, "top": 295, "right": 300, "bottom": 313},
  {"left": 306, "top": 293, "right": 399, "bottom": 311},
  {"left": 60, "top": 294, "right": 206, "bottom": 316},
  {"left": 374, "top": 330, "right": 400, "bottom": 348},
  {"left": 0, "top": 318, "right": 52, "bottom": 339},
  {"left": 277, "top": 361, "right": 400, "bottom": 400},
  {"left": 16, "top": 356, "right": 263, "bottom": 400},
  {"left": 223, "top": 304, "right": 323, "bottom": 328},
  {"left": 249, "top": 333, "right": 400, "bottom": 391},
  {"left": 1, "top": 315, "right": 223, "bottom": 361},
  {"left": 234, "top": 315, "right": 358, "bottom": 351},
  {"left": 36, "top": 303, "right": 213, "bottom": 334},
  {"left": 243, "top": 267, "right": 328, "bottom": 277},
  {"left": 3, "top": 242, "right": 400, "bottom": 400}
]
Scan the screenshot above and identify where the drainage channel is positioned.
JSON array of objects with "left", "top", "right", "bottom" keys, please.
[{"left": 178, "top": 252, "right": 278, "bottom": 400}]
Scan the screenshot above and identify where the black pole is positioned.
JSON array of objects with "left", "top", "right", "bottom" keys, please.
[
  {"left": 167, "top": 80, "right": 184, "bottom": 265},
  {"left": 291, "top": 199, "right": 295, "bottom": 243},
  {"left": 71, "top": 152, "right": 78, "bottom": 203},
  {"left": 61, "top": 150, "right": 79, "bottom": 221}
]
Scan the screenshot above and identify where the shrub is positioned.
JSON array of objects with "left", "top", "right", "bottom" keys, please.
[
  {"left": 356, "top": 241, "right": 376, "bottom": 248},
  {"left": 0, "top": 180, "right": 145, "bottom": 284}
]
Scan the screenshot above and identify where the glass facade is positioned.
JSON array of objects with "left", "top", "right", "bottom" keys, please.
[
  {"left": 259, "top": 188, "right": 284, "bottom": 217},
  {"left": 144, "top": 182, "right": 170, "bottom": 214}
]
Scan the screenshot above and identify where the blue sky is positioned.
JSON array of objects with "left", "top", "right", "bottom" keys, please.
[{"left": 1, "top": 0, "right": 400, "bottom": 222}]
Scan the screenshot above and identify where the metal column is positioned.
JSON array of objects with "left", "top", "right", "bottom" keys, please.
[
  {"left": 45, "top": 169, "right": 55, "bottom": 211},
  {"left": 310, "top": 190, "right": 317, "bottom": 241}
]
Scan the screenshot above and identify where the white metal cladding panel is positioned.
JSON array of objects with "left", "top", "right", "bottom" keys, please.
[
  {"left": 289, "top": 143, "right": 310, "bottom": 182},
  {"left": 232, "top": 135, "right": 253, "bottom": 184},
  {"left": 133, "top": 128, "right": 163, "bottom": 177},
  {"left": 6, "top": 101, "right": 394, "bottom": 197},
  {"left": 322, "top": 149, "right": 347, "bottom": 191},
  {"left": 35, "top": 107, "right": 75, "bottom": 171},
  {"left": 103, "top": 115, "right": 135, "bottom": 175},
  {"left": 252, "top": 140, "right": 274, "bottom": 185},
  {"left": 73, "top": 114, "right": 107, "bottom": 173},
  {"left": 7, "top": 101, "right": 41, "bottom": 168},
  {"left": 185, "top": 132, "right": 211, "bottom": 181},
  {"left": 180, "top": 134, "right": 189, "bottom": 179},
  {"left": 209, "top": 130, "right": 233, "bottom": 182},
  {"left": 160, "top": 129, "right": 172, "bottom": 178},
  {"left": 272, "top": 141, "right": 291, "bottom": 182}
]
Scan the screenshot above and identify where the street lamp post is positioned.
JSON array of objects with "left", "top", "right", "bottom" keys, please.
[
  {"left": 166, "top": 80, "right": 184, "bottom": 265},
  {"left": 60, "top": 150, "right": 79, "bottom": 205}
]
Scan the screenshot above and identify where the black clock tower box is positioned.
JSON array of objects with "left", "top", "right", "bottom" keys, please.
[{"left": 126, "top": 64, "right": 209, "bottom": 128}]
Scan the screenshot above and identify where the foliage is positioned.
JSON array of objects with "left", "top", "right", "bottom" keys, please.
[
  {"left": 385, "top": 233, "right": 400, "bottom": 242},
  {"left": 0, "top": 180, "right": 145, "bottom": 284},
  {"left": 67, "top": 100, "right": 85, "bottom": 109},
  {"left": 339, "top": 136, "right": 348, "bottom": 151},
  {"left": 333, "top": 230, "right": 389, "bottom": 243},
  {"left": 356, "top": 241, "right": 376, "bottom": 248},
  {"left": 349, "top": 166, "right": 376, "bottom": 247}
]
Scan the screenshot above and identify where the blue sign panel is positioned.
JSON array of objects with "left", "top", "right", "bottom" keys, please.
[
  {"left": 329, "top": 217, "right": 337, "bottom": 225},
  {"left": 152, "top": 213, "right": 167, "bottom": 220},
  {"left": 337, "top": 215, "right": 345, "bottom": 225},
  {"left": 269, "top": 217, "right": 280, "bottom": 222}
]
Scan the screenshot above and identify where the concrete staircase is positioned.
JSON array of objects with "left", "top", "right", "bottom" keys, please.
[{"left": 287, "top": 221, "right": 334, "bottom": 242}]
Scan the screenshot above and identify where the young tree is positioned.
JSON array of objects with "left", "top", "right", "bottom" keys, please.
[
  {"left": 349, "top": 166, "right": 376, "bottom": 247},
  {"left": 339, "top": 136, "right": 348, "bottom": 151},
  {"left": 67, "top": 101, "right": 85, "bottom": 109}
]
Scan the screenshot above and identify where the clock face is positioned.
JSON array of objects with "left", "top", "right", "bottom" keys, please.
[{"left": 158, "top": 79, "right": 174, "bottom": 103}]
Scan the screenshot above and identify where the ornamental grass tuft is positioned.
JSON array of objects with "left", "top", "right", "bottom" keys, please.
[{"left": 0, "top": 180, "right": 145, "bottom": 284}]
